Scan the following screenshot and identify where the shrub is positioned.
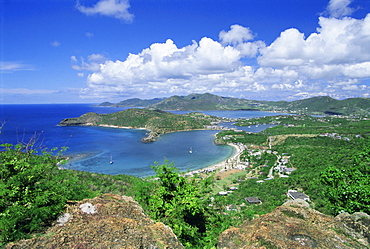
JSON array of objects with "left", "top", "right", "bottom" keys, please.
[{"left": 0, "top": 144, "right": 94, "bottom": 245}]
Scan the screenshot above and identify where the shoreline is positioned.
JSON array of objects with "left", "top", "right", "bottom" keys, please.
[
  {"left": 183, "top": 143, "right": 243, "bottom": 176},
  {"left": 98, "top": 124, "right": 147, "bottom": 130}
]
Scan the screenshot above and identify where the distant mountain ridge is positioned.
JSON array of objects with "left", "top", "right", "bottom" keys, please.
[
  {"left": 97, "top": 98, "right": 164, "bottom": 107},
  {"left": 98, "top": 93, "right": 370, "bottom": 115},
  {"left": 147, "top": 93, "right": 266, "bottom": 111}
]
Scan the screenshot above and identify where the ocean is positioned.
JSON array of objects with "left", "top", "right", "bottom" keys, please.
[{"left": 0, "top": 104, "right": 285, "bottom": 177}]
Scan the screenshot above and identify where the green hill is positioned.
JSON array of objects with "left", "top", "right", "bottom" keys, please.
[
  {"left": 284, "top": 96, "right": 341, "bottom": 113},
  {"left": 147, "top": 93, "right": 267, "bottom": 110},
  {"left": 282, "top": 96, "right": 370, "bottom": 115},
  {"left": 148, "top": 93, "right": 370, "bottom": 115}
]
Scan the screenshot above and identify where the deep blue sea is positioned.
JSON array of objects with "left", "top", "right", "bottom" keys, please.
[{"left": 0, "top": 104, "right": 286, "bottom": 177}]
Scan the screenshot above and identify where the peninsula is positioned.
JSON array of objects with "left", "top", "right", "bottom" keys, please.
[{"left": 58, "top": 108, "right": 227, "bottom": 142}]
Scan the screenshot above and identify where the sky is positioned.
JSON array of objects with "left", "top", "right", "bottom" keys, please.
[{"left": 1, "top": 0, "right": 370, "bottom": 104}]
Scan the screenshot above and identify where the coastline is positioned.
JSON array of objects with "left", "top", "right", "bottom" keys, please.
[
  {"left": 183, "top": 143, "right": 243, "bottom": 176},
  {"left": 98, "top": 124, "right": 147, "bottom": 130}
]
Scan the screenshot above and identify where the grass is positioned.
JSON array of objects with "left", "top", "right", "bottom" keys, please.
[{"left": 211, "top": 170, "right": 247, "bottom": 195}]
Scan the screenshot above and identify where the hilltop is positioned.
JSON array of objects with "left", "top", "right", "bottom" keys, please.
[
  {"left": 99, "top": 93, "right": 370, "bottom": 115},
  {"left": 58, "top": 108, "right": 224, "bottom": 142},
  {"left": 5, "top": 194, "right": 184, "bottom": 249},
  {"left": 147, "top": 93, "right": 267, "bottom": 111},
  {"left": 6, "top": 196, "right": 369, "bottom": 248}
]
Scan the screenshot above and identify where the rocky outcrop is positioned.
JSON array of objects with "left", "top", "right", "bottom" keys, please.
[
  {"left": 58, "top": 112, "right": 102, "bottom": 126},
  {"left": 6, "top": 196, "right": 369, "bottom": 249},
  {"left": 218, "top": 199, "right": 369, "bottom": 249},
  {"left": 141, "top": 131, "right": 159, "bottom": 143},
  {"left": 6, "top": 194, "right": 183, "bottom": 249},
  {"left": 335, "top": 212, "right": 370, "bottom": 246}
]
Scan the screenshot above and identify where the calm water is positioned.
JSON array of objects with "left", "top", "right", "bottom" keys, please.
[{"left": 0, "top": 104, "right": 285, "bottom": 177}]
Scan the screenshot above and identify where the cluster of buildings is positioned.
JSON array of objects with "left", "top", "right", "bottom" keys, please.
[
  {"left": 273, "top": 154, "right": 296, "bottom": 177},
  {"left": 319, "top": 132, "right": 362, "bottom": 141}
]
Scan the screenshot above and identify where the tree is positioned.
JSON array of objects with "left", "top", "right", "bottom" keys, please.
[
  {"left": 321, "top": 144, "right": 370, "bottom": 214},
  {"left": 148, "top": 161, "right": 207, "bottom": 247}
]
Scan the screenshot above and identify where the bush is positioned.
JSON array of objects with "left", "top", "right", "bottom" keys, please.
[{"left": 0, "top": 144, "right": 94, "bottom": 245}]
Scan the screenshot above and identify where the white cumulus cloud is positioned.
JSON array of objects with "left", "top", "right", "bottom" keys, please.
[
  {"left": 76, "top": 14, "right": 370, "bottom": 100},
  {"left": 258, "top": 14, "right": 370, "bottom": 67},
  {"left": 257, "top": 13, "right": 370, "bottom": 93},
  {"left": 326, "top": 0, "right": 355, "bottom": 18},
  {"left": 219, "top": 24, "right": 264, "bottom": 57},
  {"left": 80, "top": 37, "right": 251, "bottom": 98},
  {"left": 219, "top": 24, "right": 254, "bottom": 45},
  {"left": 76, "top": 0, "right": 134, "bottom": 22}
]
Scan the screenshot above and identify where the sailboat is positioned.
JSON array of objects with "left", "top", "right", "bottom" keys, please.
[
  {"left": 110, "top": 154, "right": 114, "bottom": 164},
  {"left": 189, "top": 147, "right": 193, "bottom": 154}
]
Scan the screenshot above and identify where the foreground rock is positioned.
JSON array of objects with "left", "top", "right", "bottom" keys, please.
[
  {"left": 6, "top": 194, "right": 183, "bottom": 249},
  {"left": 218, "top": 199, "right": 369, "bottom": 249}
]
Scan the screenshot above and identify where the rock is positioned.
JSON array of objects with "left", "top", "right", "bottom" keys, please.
[
  {"left": 6, "top": 194, "right": 183, "bottom": 249},
  {"left": 335, "top": 212, "right": 370, "bottom": 246},
  {"left": 141, "top": 131, "right": 159, "bottom": 143},
  {"left": 218, "top": 200, "right": 369, "bottom": 249}
]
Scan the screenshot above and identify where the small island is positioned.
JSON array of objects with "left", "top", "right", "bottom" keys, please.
[{"left": 58, "top": 108, "right": 228, "bottom": 142}]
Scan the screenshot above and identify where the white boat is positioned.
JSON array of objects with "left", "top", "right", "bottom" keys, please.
[
  {"left": 189, "top": 147, "right": 193, "bottom": 154},
  {"left": 110, "top": 154, "right": 114, "bottom": 164}
]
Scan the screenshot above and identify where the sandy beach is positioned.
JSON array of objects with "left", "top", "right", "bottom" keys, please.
[{"left": 183, "top": 143, "right": 243, "bottom": 176}]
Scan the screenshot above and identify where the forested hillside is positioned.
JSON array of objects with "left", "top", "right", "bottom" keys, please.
[{"left": 99, "top": 93, "right": 370, "bottom": 115}]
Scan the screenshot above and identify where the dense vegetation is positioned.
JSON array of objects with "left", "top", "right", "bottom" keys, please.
[
  {"left": 1, "top": 112, "right": 370, "bottom": 248},
  {"left": 0, "top": 144, "right": 90, "bottom": 244}
]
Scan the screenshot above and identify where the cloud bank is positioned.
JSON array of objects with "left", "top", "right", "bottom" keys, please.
[{"left": 74, "top": 3, "right": 370, "bottom": 100}]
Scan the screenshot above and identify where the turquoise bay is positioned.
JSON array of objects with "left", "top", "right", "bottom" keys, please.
[{"left": 0, "top": 104, "right": 286, "bottom": 177}]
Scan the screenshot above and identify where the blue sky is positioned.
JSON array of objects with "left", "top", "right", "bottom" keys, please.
[{"left": 1, "top": 0, "right": 370, "bottom": 104}]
